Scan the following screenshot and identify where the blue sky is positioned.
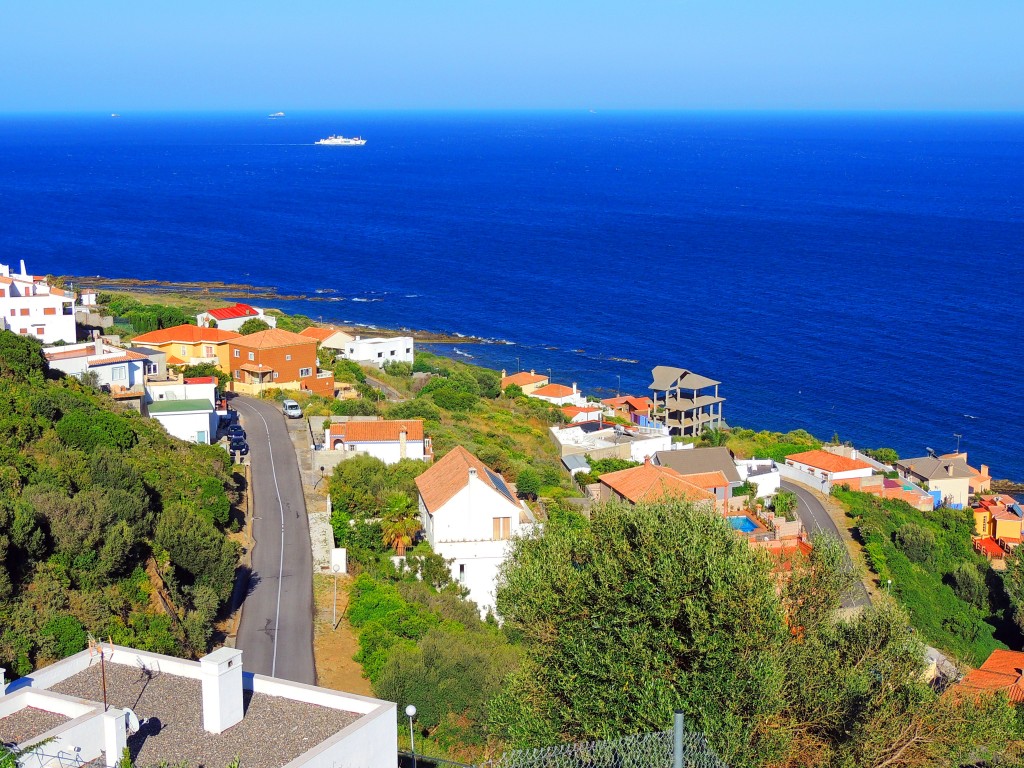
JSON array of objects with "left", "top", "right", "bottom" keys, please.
[{"left": 2, "top": 1, "right": 1022, "bottom": 112}]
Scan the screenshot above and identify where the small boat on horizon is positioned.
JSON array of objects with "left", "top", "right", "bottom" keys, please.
[
  {"left": 269, "top": 111, "right": 285, "bottom": 118},
  {"left": 316, "top": 135, "right": 367, "bottom": 146}
]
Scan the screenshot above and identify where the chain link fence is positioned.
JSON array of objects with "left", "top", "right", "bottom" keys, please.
[{"left": 482, "top": 719, "right": 726, "bottom": 768}]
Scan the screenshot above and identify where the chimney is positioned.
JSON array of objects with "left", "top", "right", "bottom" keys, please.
[
  {"left": 572, "top": 383, "right": 577, "bottom": 393},
  {"left": 982, "top": 464, "right": 989, "bottom": 478},
  {"left": 94, "top": 339, "right": 103, "bottom": 355},
  {"left": 399, "top": 425, "right": 408, "bottom": 459},
  {"left": 19, "top": 259, "right": 27, "bottom": 276},
  {"left": 946, "top": 463, "right": 954, "bottom": 477},
  {"left": 500, "top": 369, "right": 507, "bottom": 379},
  {"left": 469, "top": 467, "right": 478, "bottom": 481},
  {"left": 530, "top": 369, "right": 536, "bottom": 376},
  {"left": 200, "top": 647, "right": 244, "bottom": 734}
]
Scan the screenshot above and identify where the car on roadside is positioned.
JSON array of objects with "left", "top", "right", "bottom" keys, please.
[
  {"left": 226, "top": 424, "right": 246, "bottom": 441},
  {"left": 282, "top": 399, "right": 302, "bottom": 419},
  {"left": 229, "top": 437, "right": 249, "bottom": 456}
]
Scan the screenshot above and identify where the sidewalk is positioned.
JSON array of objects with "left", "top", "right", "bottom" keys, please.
[{"left": 284, "top": 414, "right": 335, "bottom": 571}]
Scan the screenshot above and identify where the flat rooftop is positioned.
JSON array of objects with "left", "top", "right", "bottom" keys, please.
[
  {"left": 51, "top": 662, "right": 359, "bottom": 768},
  {"left": 0, "top": 706, "right": 69, "bottom": 745}
]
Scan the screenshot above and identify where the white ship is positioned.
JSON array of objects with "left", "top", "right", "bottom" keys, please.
[
  {"left": 269, "top": 111, "right": 285, "bottom": 118},
  {"left": 315, "top": 135, "right": 367, "bottom": 146}
]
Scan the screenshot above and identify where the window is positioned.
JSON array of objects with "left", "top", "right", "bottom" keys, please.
[
  {"left": 234, "top": 349, "right": 240, "bottom": 358},
  {"left": 458, "top": 564, "right": 466, "bottom": 583},
  {"left": 112, "top": 366, "right": 127, "bottom": 381},
  {"left": 299, "top": 367, "right": 312, "bottom": 377},
  {"left": 19, "top": 308, "right": 29, "bottom": 316},
  {"left": 285, "top": 354, "right": 291, "bottom": 361},
  {"left": 248, "top": 352, "right": 255, "bottom": 361},
  {"left": 235, "top": 370, "right": 242, "bottom": 379},
  {"left": 43, "top": 307, "right": 56, "bottom": 316},
  {"left": 197, "top": 430, "right": 207, "bottom": 444},
  {"left": 204, "top": 345, "right": 214, "bottom": 357},
  {"left": 390, "top": 350, "right": 396, "bottom": 356},
  {"left": 377, "top": 352, "right": 383, "bottom": 358},
  {"left": 493, "top": 517, "right": 511, "bottom": 540},
  {"left": 180, "top": 345, "right": 187, "bottom": 357},
  {"left": 406, "top": 348, "right": 411, "bottom": 354},
  {"left": 273, "top": 372, "right": 279, "bottom": 379}
]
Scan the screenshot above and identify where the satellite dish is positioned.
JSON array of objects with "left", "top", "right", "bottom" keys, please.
[{"left": 125, "top": 708, "right": 141, "bottom": 735}]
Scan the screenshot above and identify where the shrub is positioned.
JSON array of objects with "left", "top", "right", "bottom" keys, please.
[
  {"left": 382, "top": 361, "right": 412, "bottom": 377},
  {"left": 41, "top": 614, "right": 87, "bottom": 659},
  {"left": 894, "top": 523, "right": 937, "bottom": 564},
  {"left": 949, "top": 563, "right": 988, "bottom": 610},
  {"left": 238, "top": 318, "right": 271, "bottom": 335}
]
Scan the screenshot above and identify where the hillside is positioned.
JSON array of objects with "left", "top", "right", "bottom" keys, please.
[{"left": 0, "top": 332, "right": 239, "bottom": 675}]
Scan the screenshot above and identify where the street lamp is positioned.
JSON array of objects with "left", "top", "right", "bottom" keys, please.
[
  {"left": 616, "top": 374, "right": 621, "bottom": 397},
  {"left": 515, "top": 356, "right": 521, "bottom": 373},
  {"left": 886, "top": 579, "right": 892, "bottom": 595},
  {"left": 332, "top": 563, "right": 341, "bottom": 629},
  {"left": 314, "top": 465, "right": 327, "bottom": 490},
  {"left": 405, "top": 704, "right": 417, "bottom": 768}
]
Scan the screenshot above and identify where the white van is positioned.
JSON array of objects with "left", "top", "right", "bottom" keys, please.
[{"left": 282, "top": 399, "right": 302, "bottom": 419}]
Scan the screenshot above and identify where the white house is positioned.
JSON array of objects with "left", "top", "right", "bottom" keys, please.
[
  {"left": 299, "top": 326, "right": 355, "bottom": 354},
  {"left": 784, "top": 449, "right": 874, "bottom": 483},
  {"left": 0, "top": 260, "right": 76, "bottom": 344},
  {"left": 0, "top": 645, "right": 396, "bottom": 768},
  {"left": 342, "top": 335, "right": 414, "bottom": 368},
  {"left": 148, "top": 399, "right": 217, "bottom": 444},
  {"left": 326, "top": 419, "right": 432, "bottom": 464},
  {"left": 145, "top": 375, "right": 219, "bottom": 409},
  {"left": 550, "top": 420, "right": 671, "bottom": 463},
  {"left": 734, "top": 459, "right": 782, "bottom": 498},
  {"left": 196, "top": 302, "right": 277, "bottom": 332},
  {"left": 528, "top": 382, "right": 586, "bottom": 407},
  {"left": 44, "top": 341, "right": 151, "bottom": 391},
  {"left": 415, "top": 446, "right": 535, "bottom": 616}
]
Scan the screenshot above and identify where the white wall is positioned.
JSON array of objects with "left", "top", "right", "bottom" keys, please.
[
  {"left": 628, "top": 434, "right": 671, "bottom": 462},
  {"left": 197, "top": 308, "right": 276, "bottom": 332},
  {"left": 152, "top": 410, "right": 218, "bottom": 444},
  {"left": 146, "top": 380, "right": 217, "bottom": 407},
  {"left": 735, "top": 460, "right": 782, "bottom": 498},
  {"left": 785, "top": 458, "right": 872, "bottom": 482},
  {"left": 0, "top": 287, "right": 76, "bottom": 344},
  {"left": 343, "top": 336, "right": 414, "bottom": 367},
  {"left": 328, "top": 440, "right": 426, "bottom": 465}
]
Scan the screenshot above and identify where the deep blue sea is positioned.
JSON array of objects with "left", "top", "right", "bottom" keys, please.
[{"left": 1, "top": 112, "right": 1021, "bottom": 478}]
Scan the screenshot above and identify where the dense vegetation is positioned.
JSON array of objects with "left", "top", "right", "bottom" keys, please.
[
  {"left": 0, "top": 332, "right": 239, "bottom": 675},
  {"left": 492, "top": 500, "right": 1018, "bottom": 767},
  {"left": 834, "top": 487, "right": 1009, "bottom": 665},
  {"left": 102, "top": 296, "right": 193, "bottom": 335}
]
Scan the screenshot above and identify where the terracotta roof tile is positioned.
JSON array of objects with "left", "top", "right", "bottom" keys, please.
[
  {"left": 957, "top": 650, "right": 1024, "bottom": 703},
  {"left": 676, "top": 470, "right": 730, "bottom": 489},
  {"left": 133, "top": 325, "right": 241, "bottom": 345},
  {"left": 206, "top": 303, "right": 260, "bottom": 321},
  {"left": 531, "top": 383, "right": 576, "bottom": 398},
  {"left": 600, "top": 462, "right": 715, "bottom": 505},
  {"left": 786, "top": 449, "right": 872, "bottom": 474},
  {"left": 501, "top": 371, "right": 548, "bottom": 388},
  {"left": 329, "top": 420, "right": 424, "bottom": 443},
  {"left": 299, "top": 327, "right": 337, "bottom": 341},
  {"left": 416, "top": 445, "right": 517, "bottom": 513},
  {"left": 165, "top": 355, "right": 186, "bottom": 365},
  {"left": 87, "top": 351, "right": 147, "bottom": 367},
  {"left": 230, "top": 328, "right": 315, "bottom": 350}
]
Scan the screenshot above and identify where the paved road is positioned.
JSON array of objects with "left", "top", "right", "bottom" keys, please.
[
  {"left": 233, "top": 396, "right": 315, "bottom": 684},
  {"left": 782, "top": 480, "right": 872, "bottom": 610}
]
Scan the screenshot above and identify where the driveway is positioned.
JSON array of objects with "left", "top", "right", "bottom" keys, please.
[
  {"left": 232, "top": 396, "right": 315, "bottom": 684},
  {"left": 781, "top": 480, "right": 872, "bottom": 610}
]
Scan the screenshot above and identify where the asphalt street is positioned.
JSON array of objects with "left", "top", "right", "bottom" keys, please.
[
  {"left": 782, "top": 480, "right": 872, "bottom": 610},
  {"left": 233, "top": 395, "right": 315, "bottom": 684}
]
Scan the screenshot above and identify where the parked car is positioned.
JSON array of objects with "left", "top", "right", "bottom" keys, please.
[
  {"left": 226, "top": 424, "right": 246, "bottom": 441},
  {"left": 282, "top": 399, "right": 302, "bottom": 419},
  {"left": 229, "top": 438, "right": 249, "bottom": 456}
]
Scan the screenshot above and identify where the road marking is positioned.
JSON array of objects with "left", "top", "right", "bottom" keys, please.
[{"left": 235, "top": 399, "right": 287, "bottom": 678}]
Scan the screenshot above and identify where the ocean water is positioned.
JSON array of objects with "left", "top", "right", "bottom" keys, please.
[{"left": 1, "top": 112, "right": 1022, "bottom": 478}]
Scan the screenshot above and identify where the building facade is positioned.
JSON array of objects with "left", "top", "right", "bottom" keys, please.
[
  {"left": 649, "top": 365, "right": 724, "bottom": 437},
  {"left": 326, "top": 419, "right": 432, "bottom": 464},
  {"left": 342, "top": 335, "right": 414, "bottom": 368},
  {"left": 228, "top": 328, "right": 335, "bottom": 396},
  {"left": 0, "top": 261, "right": 76, "bottom": 344},
  {"left": 132, "top": 325, "right": 242, "bottom": 370},
  {"left": 196, "top": 302, "right": 277, "bottom": 332}
]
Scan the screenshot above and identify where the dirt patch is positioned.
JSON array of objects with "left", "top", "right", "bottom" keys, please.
[{"left": 312, "top": 573, "right": 373, "bottom": 696}]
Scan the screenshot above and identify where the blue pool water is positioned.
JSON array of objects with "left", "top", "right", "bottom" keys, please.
[{"left": 728, "top": 516, "right": 759, "bottom": 533}]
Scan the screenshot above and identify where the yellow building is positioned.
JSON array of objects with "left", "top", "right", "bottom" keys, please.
[
  {"left": 499, "top": 369, "right": 549, "bottom": 395},
  {"left": 973, "top": 495, "right": 1024, "bottom": 546},
  {"left": 133, "top": 325, "right": 241, "bottom": 371}
]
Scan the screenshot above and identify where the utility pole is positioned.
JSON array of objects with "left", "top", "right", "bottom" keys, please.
[{"left": 954, "top": 433, "right": 963, "bottom": 454}]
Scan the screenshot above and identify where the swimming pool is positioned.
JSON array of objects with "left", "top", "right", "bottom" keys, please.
[{"left": 728, "top": 516, "right": 758, "bottom": 533}]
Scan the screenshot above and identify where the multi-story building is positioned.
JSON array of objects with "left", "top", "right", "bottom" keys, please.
[
  {"left": 342, "top": 335, "right": 414, "bottom": 368},
  {"left": 0, "top": 260, "right": 76, "bottom": 344},
  {"left": 132, "top": 324, "right": 241, "bottom": 370},
  {"left": 649, "top": 365, "right": 724, "bottom": 437},
  {"left": 416, "top": 446, "right": 535, "bottom": 615},
  {"left": 895, "top": 455, "right": 975, "bottom": 509},
  {"left": 196, "top": 302, "right": 277, "bottom": 332},
  {"left": 228, "top": 328, "right": 335, "bottom": 397}
]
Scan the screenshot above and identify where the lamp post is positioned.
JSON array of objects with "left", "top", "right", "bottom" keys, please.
[
  {"left": 515, "top": 356, "right": 520, "bottom": 373},
  {"left": 616, "top": 374, "right": 621, "bottom": 397},
  {"left": 886, "top": 579, "right": 892, "bottom": 595},
  {"left": 406, "top": 704, "right": 417, "bottom": 768},
  {"left": 314, "top": 465, "right": 326, "bottom": 490},
  {"left": 954, "top": 433, "right": 962, "bottom": 454}
]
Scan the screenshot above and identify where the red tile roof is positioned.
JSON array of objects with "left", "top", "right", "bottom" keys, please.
[
  {"left": 501, "top": 371, "right": 548, "bottom": 388},
  {"left": 561, "top": 406, "right": 600, "bottom": 418},
  {"left": 600, "top": 462, "right": 715, "bottom": 505},
  {"left": 531, "top": 383, "right": 576, "bottom": 398},
  {"left": 206, "top": 303, "right": 261, "bottom": 321},
  {"left": 601, "top": 395, "right": 653, "bottom": 411},
  {"left": 415, "top": 445, "right": 516, "bottom": 513},
  {"left": 676, "top": 470, "right": 730, "bottom": 490},
  {"left": 299, "top": 327, "right": 337, "bottom": 342},
  {"left": 957, "top": 650, "right": 1024, "bottom": 703},
  {"left": 165, "top": 355, "right": 186, "bottom": 365},
  {"left": 230, "top": 328, "right": 315, "bottom": 350},
  {"left": 329, "top": 420, "right": 424, "bottom": 443},
  {"left": 87, "top": 350, "right": 148, "bottom": 367},
  {"left": 133, "top": 325, "right": 241, "bottom": 345},
  {"left": 786, "top": 449, "right": 872, "bottom": 474}
]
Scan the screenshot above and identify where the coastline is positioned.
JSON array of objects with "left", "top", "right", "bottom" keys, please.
[{"left": 85, "top": 278, "right": 1023, "bottom": 487}]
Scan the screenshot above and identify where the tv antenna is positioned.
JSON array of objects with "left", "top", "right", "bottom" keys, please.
[
  {"left": 954, "top": 433, "right": 963, "bottom": 453},
  {"left": 87, "top": 635, "right": 114, "bottom": 711}
]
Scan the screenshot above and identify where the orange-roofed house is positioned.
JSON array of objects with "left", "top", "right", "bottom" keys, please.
[
  {"left": 299, "top": 326, "right": 354, "bottom": 355},
  {"left": 416, "top": 446, "right": 535, "bottom": 615},
  {"left": 0, "top": 259, "right": 76, "bottom": 343},
  {"left": 560, "top": 405, "right": 602, "bottom": 424},
  {"left": 596, "top": 458, "right": 717, "bottom": 510},
  {"left": 228, "top": 328, "right": 334, "bottom": 397},
  {"left": 972, "top": 495, "right": 1024, "bottom": 559},
  {"left": 499, "top": 369, "right": 549, "bottom": 395},
  {"left": 529, "top": 382, "right": 585, "bottom": 407},
  {"left": 196, "top": 302, "right": 276, "bottom": 332},
  {"left": 132, "top": 325, "right": 242, "bottom": 371},
  {"left": 326, "top": 419, "right": 432, "bottom": 464},
  {"left": 954, "top": 650, "right": 1024, "bottom": 703},
  {"left": 785, "top": 449, "right": 874, "bottom": 483}
]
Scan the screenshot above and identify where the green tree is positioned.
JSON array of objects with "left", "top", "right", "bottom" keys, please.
[
  {"left": 0, "top": 331, "right": 48, "bottom": 380},
  {"left": 514, "top": 467, "right": 540, "bottom": 500},
  {"left": 863, "top": 447, "right": 900, "bottom": 464},
  {"left": 771, "top": 489, "right": 798, "bottom": 520},
  {"left": 700, "top": 427, "right": 729, "bottom": 447},
  {"left": 178, "top": 362, "right": 231, "bottom": 390},
  {"left": 894, "top": 523, "right": 937, "bottom": 564},
  {"left": 503, "top": 383, "right": 524, "bottom": 398},
  {"left": 238, "top": 318, "right": 271, "bottom": 335}
]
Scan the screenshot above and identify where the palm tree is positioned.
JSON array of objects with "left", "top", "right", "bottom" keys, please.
[
  {"left": 701, "top": 427, "right": 728, "bottom": 447},
  {"left": 381, "top": 492, "right": 421, "bottom": 555}
]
